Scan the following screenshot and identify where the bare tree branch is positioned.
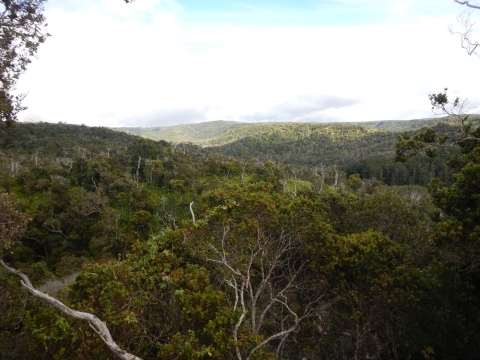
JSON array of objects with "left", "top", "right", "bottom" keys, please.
[
  {"left": 449, "top": 10, "right": 480, "bottom": 56},
  {"left": 189, "top": 201, "right": 196, "bottom": 225},
  {"left": 207, "top": 227, "right": 323, "bottom": 360},
  {"left": 0, "top": 260, "right": 142, "bottom": 360},
  {"left": 455, "top": 0, "right": 480, "bottom": 9}
]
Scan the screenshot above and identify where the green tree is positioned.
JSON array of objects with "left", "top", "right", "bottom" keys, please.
[
  {"left": 0, "top": 189, "right": 29, "bottom": 255},
  {"left": 396, "top": 90, "right": 480, "bottom": 269},
  {"left": 395, "top": 89, "right": 479, "bottom": 163},
  {"left": 144, "top": 159, "right": 163, "bottom": 184},
  {"left": 307, "top": 230, "right": 421, "bottom": 359},
  {"left": 188, "top": 184, "right": 331, "bottom": 359},
  {"left": 428, "top": 131, "right": 480, "bottom": 270},
  {"left": 39, "top": 233, "right": 239, "bottom": 359},
  {"left": 395, "top": 89, "right": 480, "bottom": 357},
  {"left": 0, "top": 0, "right": 49, "bottom": 125}
]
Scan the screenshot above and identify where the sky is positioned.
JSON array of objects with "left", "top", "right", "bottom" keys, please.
[{"left": 15, "top": 0, "right": 480, "bottom": 127}]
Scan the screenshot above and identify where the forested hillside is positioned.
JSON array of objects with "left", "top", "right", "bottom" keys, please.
[
  {"left": 357, "top": 115, "right": 480, "bottom": 131},
  {"left": 203, "top": 123, "right": 393, "bottom": 165},
  {"left": 115, "top": 118, "right": 469, "bottom": 186},
  {"left": 116, "top": 117, "right": 480, "bottom": 146},
  {"left": 1, "top": 120, "right": 480, "bottom": 359},
  {"left": 116, "top": 120, "right": 248, "bottom": 145}
]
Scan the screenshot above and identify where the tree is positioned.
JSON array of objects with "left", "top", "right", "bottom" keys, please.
[
  {"left": 191, "top": 185, "right": 330, "bottom": 359},
  {"left": 7, "top": 231, "right": 241, "bottom": 359},
  {"left": 0, "top": 0, "right": 49, "bottom": 125},
  {"left": 396, "top": 89, "right": 480, "bottom": 265},
  {"left": 395, "top": 89, "right": 479, "bottom": 162},
  {"left": 394, "top": 87, "right": 480, "bottom": 356},
  {"left": 66, "top": 235, "right": 239, "bottom": 359},
  {"left": 309, "top": 231, "right": 421, "bottom": 360},
  {"left": 428, "top": 135, "right": 480, "bottom": 270},
  {"left": 0, "top": 189, "right": 29, "bottom": 255},
  {"left": 207, "top": 227, "right": 320, "bottom": 360}
]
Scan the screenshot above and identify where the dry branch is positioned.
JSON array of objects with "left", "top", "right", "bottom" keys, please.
[
  {"left": 207, "top": 227, "right": 321, "bottom": 360},
  {"left": 455, "top": 0, "right": 480, "bottom": 10},
  {"left": 0, "top": 260, "right": 142, "bottom": 360}
]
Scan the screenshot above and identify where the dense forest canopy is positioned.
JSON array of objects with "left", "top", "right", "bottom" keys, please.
[
  {"left": 0, "top": 116, "right": 479, "bottom": 359},
  {"left": 116, "top": 117, "right": 472, "bottom": 186}
]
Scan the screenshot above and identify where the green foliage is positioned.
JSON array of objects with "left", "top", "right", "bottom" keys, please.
[
  {"left": 115, "top": 120, "right": 248, "bottom": 145},
  {"left": 0, "top": 189, "right": 30, "bottom": 255},
  {"left": 346, "top": 152, "right": 456, "bottom": 186},
  {"left": 429, "top": 142, "right": 480, "bottom": 269},
  {"left": 345, "top": 173, "right": 362, "bottom": 191},
  {"left": 117, "top": 117, "right": 478, "bottom": 173},
  {"left": 129, "top": 137, "right": 160, "bottom": 160},
  {"left": 396, "top": 90, "right": 479, "bottom": 163},
  {"left": 3, "top": 120, "right": 480, "bottom": 359},
  {"left": 57, "top": 234, "right": 240, "bottom": 359},
  {"left": 395, "top": 129, "right": 447, "bottom": 162},
  {"left": 0, "top": 0, "right": 49, "bottom": 125},
  {"left": 205, "top": 123, "right": 396, "bottom": 167},
  {"left": 309, "top": 230, "right": 421, "bottom": 359}
]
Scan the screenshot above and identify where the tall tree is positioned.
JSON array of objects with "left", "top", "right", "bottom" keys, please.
[{"left": 0, "top": 0, "right": 49, "bottom": 125}]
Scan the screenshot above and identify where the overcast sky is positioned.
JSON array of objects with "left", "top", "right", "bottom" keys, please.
[{"left": 15, "top": 0, "right": 480, "bottom": 127}]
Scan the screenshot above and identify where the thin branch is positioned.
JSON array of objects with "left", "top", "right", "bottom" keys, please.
[
  {"left": 247, "top": 301, "right": 316, "bottom": 360},
  {"left": 233, "top": 280, "right": 247, "bottom": 360},
  {"left": 449, "top": 10, "right": 480, "bottom": 56},
  {"left": 422, "top": 136, "right": 480, "bottom": 150},
  {"left": 43, "top": 212, "right": 66, "bottom": 237},
  {"left": 0, "top": 261, "right": 142, "bottom": 360}
]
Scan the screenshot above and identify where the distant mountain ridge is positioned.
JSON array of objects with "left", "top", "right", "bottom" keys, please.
[
  {"left": 114, "top": 120, "right": 247, "bottom": 145},
  {"left": 0, "top": 119, "right": 465, "bottom": 186},
  {"left": 113, "top": 116, "right": 479, "bottom": 146},
  {"left": 111, "top": 116, "right": 479, "bottom": 168}
]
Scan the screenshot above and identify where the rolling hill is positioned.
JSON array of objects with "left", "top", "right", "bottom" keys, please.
[{"left": 112, "top": 116, "right": 477, "bottom": 167}]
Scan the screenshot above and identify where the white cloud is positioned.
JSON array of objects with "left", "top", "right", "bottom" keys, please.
[{"left": 16, "top": 1, "right": 480, "bottom": 127}]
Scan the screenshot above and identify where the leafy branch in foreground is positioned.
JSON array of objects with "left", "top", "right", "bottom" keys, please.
[
  {"left": 0, "top": 260, "right": 142, "bottom": 360},
  {"left": 395, "top": 89, "right": 479, "bottom": 162}
]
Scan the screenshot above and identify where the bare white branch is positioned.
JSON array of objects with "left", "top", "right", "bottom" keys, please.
[
  {"left": 449, "top": 10, "right": 480, "bottom": 56},
  {"left": 189, "top": 201, "right": 196, "bottom": 225},
  {"left": 207, "top": 226, "right": 323, "bottom": 360},
  {"left": 0, "top": 260, "right": 142, "bottom": 360}
]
